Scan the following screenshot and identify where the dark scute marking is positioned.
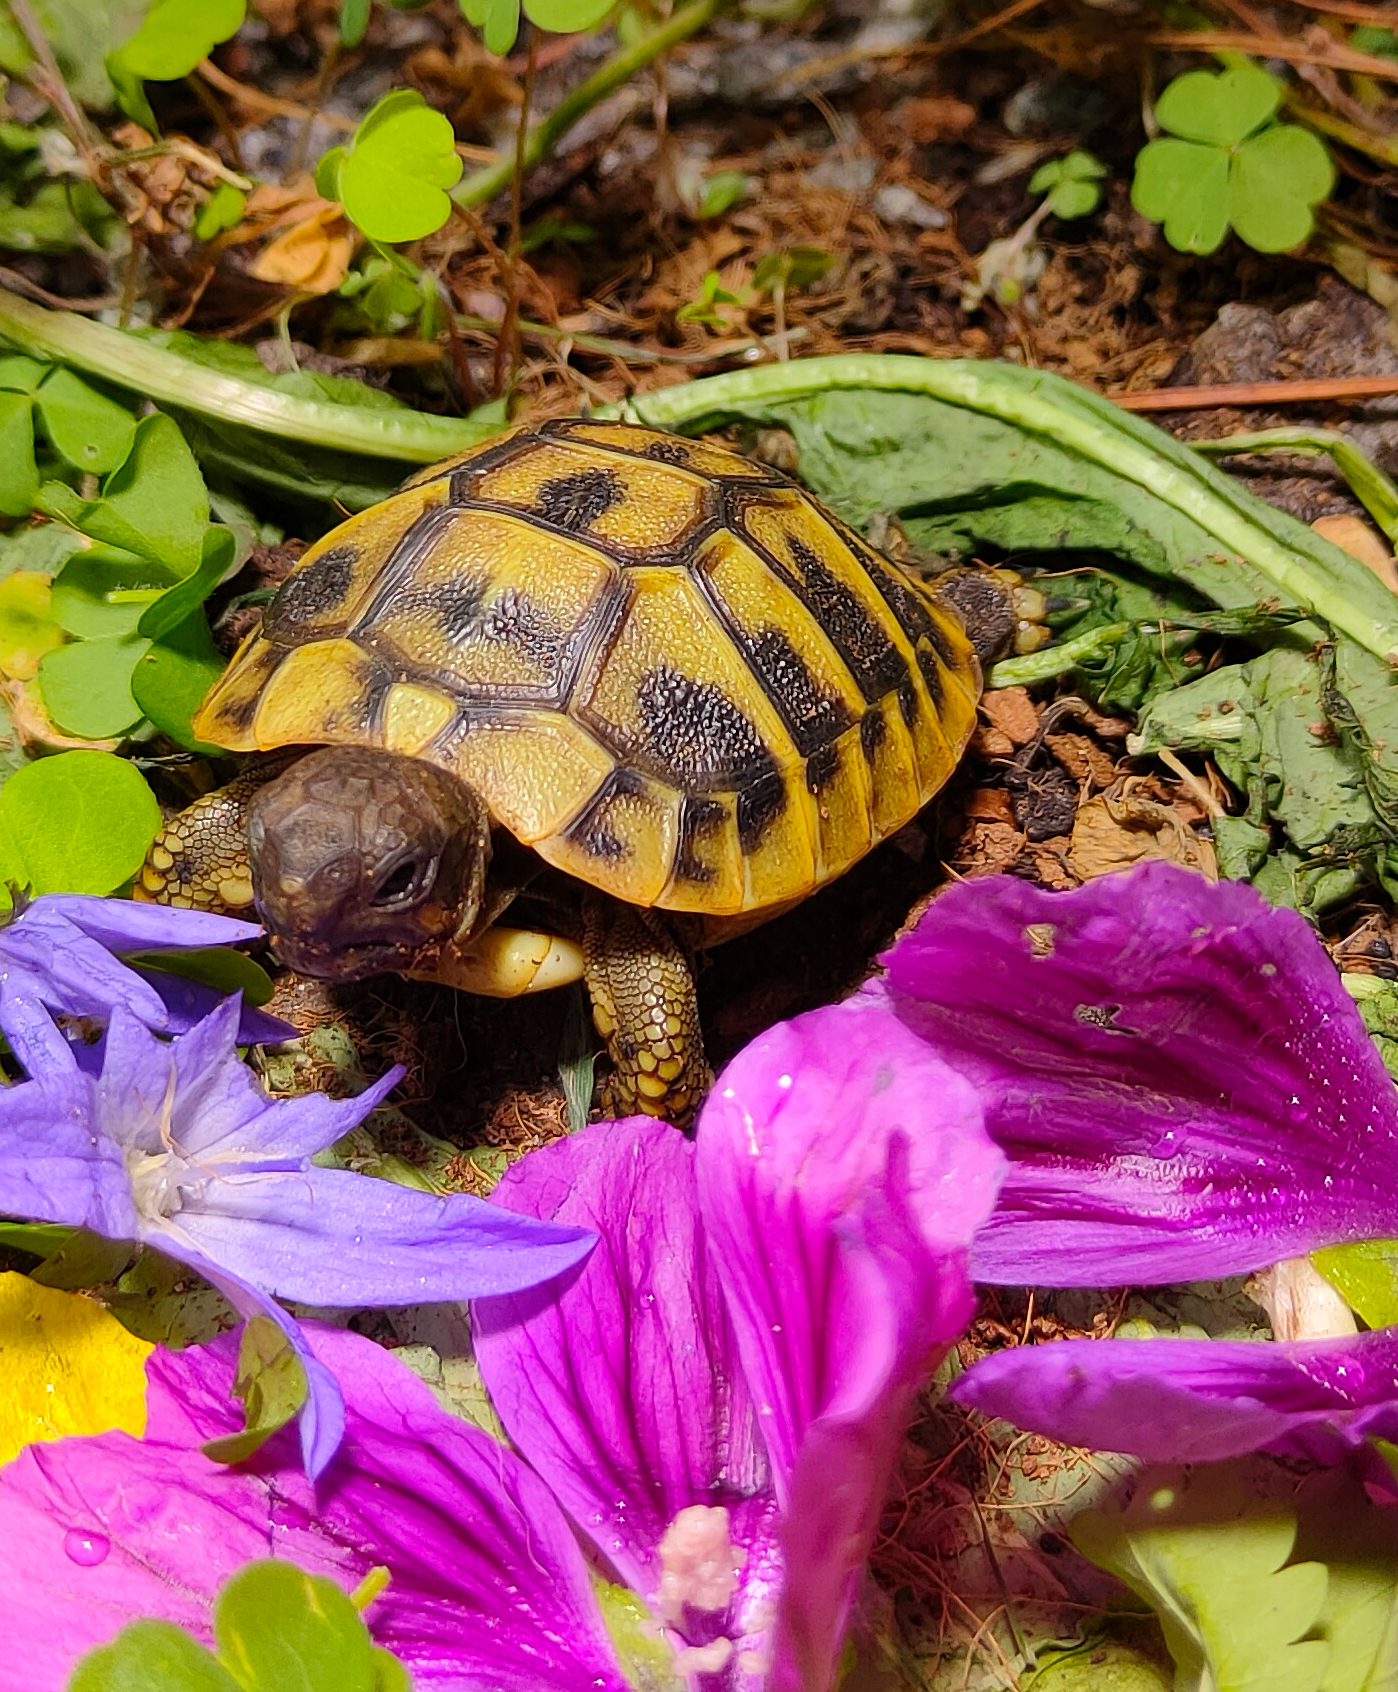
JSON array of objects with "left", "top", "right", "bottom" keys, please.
[
  {"left": 564, "top": 769, "right": 642, "bottom": 862},
  {"left": 916, "top": 642, "right": 945, "bottom": 708},
  {"left": 805, "top": 743, "right": 839, "bottom": 795},
  {"left": 865, "top": 551, "right": 939, "bottom": 643},
  {"left": 859, "top": 708, "right": 886, "bottom": 758},
  {"left": 897, "top": 678, "right": 919, "bottom": 728},
  {"left": 534, "top": 466, "right": 625, "bottom": 532},
  {"left": 639, "top": 437, "right": 695, "bottom": 466},
  {"left": 737, "top": 772, "right": 788, "bottom": 853},
  {"left": 675, "top": 796, "right": 726, "bottom": 883},
  {"left": 263, "top": 546, "right": 357, "bottom": 639},
  {"left": 636, "top": 664, "right": 777, "bottom": 790},
  {"left": 784, "top": 537, "right": 908, "bottom": 703},
  {"left": 448, "top": 470, "right": 474, "bottom": 505},
  {"left": 745, "top": 626, "right": 853, "bottom": 756},
  {"left": 404, "top": 575, "right": 566, "bottom": 675}
]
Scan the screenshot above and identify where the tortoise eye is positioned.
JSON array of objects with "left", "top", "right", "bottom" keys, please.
[{"left": 372, "top": 854, "right": 436, "bottom": 908}]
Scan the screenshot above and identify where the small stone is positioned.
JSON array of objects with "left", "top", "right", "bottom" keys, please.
[{"left": 874, "top": 184, "right": 947, "bottom": 229}]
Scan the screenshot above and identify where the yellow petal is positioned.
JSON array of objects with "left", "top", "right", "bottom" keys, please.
[{"left": 0, "top": 1273, "right": 152, "bottom": 1467}]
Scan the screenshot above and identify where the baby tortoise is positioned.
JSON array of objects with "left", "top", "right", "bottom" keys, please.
[{"left": 138, "top": 419, "right": 1040, "bottom": 1122}]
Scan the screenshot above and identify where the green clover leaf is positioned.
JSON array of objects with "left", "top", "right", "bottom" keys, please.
[
  {"left": 1132, "top": 60, "right": 1334, "bottom": 255},
  {"left": 111, "top": 0, "right": 246, "bottom": 83},
  {"left": 328, "top": 91, "right": 463, "bottom": 245},
  {"left": 1028, "top": 149, "right": 1107, "bottom": 220}
]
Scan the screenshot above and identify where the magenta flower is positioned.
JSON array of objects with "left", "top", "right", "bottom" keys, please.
[
  {"left": 0, "top": 996, "right": 594, "bottom": 1477},
  {"left": 874, "top": 861, "right": 1398, "bottom": 1464},
  {"left": 0, "top": 1000, "right": 1003, "bottom": 1692},
  {"left": 0, "top": 892, "right": 291, "bottom": 1071}
]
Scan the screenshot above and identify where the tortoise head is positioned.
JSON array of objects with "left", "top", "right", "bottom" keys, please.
[{"left": 247, "top": 746, "right": 491, "bottom": 982}]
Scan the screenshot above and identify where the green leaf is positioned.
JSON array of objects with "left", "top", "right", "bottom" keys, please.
[
  {"left": 0, "top": 390, "right": 39, "bottom": 517},
  {"left": 202, "top": 1319, "right": 309, "bottom": 1467},
  {"left": 139, "top": 525, "right": 238, "bottom": 640},
  {"left": 461, "top": 0, "right": 521, "bottom": 54},
  {"left": 50, "top": 548, "right": 165, "bottom": 640},
  {"left": 1229, "top": 124, "right": 1335, "bottom": 253},
  {"left": 0, "top": 354, "right": 46, "bottom": 394},
  {"left": 0, "top": 750, "right": 160, "bottom": 894},
  {"left": 0, "top": 571, "right": 66, "bottom": 680},
  {"left": 35, "top": 367, "right": 136, "bottom": 474},
  {"left": 213, "top": 1562, "right": 378, "bottom": 1692},
  {"left": 524, "top": 0, "right": 614, "bottom": 35},
  {"left": 315, "top": 145, "right": 347, "bottom": 203},
  {"left": 1047, "top": 177, "right": 1101, "bottom": 219},
  {"left": 68, "top": 1619, "right": 244, "bottom": 1692},
  {"left": 370, "top": 1649, "right": 412, "bottom": 1692},
  {"left": 125, "top": 945, "right": 275, "bottom": 1007},
  {"left": 695, "top": 171, "right": 750, "bottom": 220},
  {"left": 0, "top": 0, "right": 149, "bottom": 110},
  {"left": 336, "top": 92, "right": 464, "bottom": 243},
  {"left": 1131, "top": 138, "right": 1230, "bottom": 254},
  {"left": 113, "top": 0, "right": 246, "bottom": 81},
  {"left": 79, "top": 412, "right": 209, "bottom": 578},
  {"left": 1154, "top": 59, "right": 1282, "bottom": 147},
  {"left": 195, "top": 183, "right": 249, "bottom": 242},
  {"left": 131, "top": 611, "right": 226, "bottom": 750},
  {"left": 1311, "top": 1239, "right": 1398, "bottom": 1329},
  {"left": 1071, "top": 1462, "right": 1330, "bottom": 1692},
  {"left": 340, "top": 0, "right": 372, "bottom": 45},
  {"left": 38, "top": 633, "right": 148, "bottom": 739}
]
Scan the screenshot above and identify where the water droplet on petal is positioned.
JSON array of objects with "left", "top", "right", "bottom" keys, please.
[{"left": 63, "top": 1530, "right": 109, "bottom": 1567}]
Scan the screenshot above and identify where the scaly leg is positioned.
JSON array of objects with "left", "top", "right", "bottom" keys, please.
[
  {"left": 582, "top": 894, "right": 711, "bottom": 1125},
  {"left": 134, "top": 764, "right": 281, "bottom": 913}
]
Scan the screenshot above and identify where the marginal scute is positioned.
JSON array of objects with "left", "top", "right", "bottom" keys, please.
[{"left": 194, "top": 420, "right": 984, "bottom": 917}]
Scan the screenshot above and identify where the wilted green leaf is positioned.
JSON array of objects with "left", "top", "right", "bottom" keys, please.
[
  {"left": 203, "top": 1319, "right": 309, "bottom": 1467},
  {"left": 112, "top": 0, "right": 246, "bottom": 81},
  {"left": 0, "top": 572, "right": 66, "bottom": 680},
  {"left": 0, "top": 750, "right": 160, "bottom": 894},
  {"left": 334, "top": 91, "right": 463, "bottom": 244},
  {"left": 38, "top": 632, "right": 148, "bottom": 738}
]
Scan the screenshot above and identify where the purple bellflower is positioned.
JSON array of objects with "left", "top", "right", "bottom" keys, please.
[
  {"left": 0, "top": 1000, "right": 1003, "bottom": 1692},
  {"left": 0, "top": 892, "right": 292, "bottom": 1072},
  {"left": 872, "top": 861, "right": 1398, "bottom": 1465},
  {"left": 0, "top": 995, "right": 595, "bottom": 1477}
]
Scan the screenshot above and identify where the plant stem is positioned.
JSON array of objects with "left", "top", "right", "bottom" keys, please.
[
  {"left": 986, "top": 623, "right": 1137, "bottom": 689},
  {"left": 600, "top": 354, "right": 1398, "bottom": 664},
  {"left": 494, "top": 25, "right": 538, "bottom": 396},
  {"left": 452, "top": 0, "right": 740, "bottom": 210},
  {"left": 1193, "top": 427, "right": 1398, "bottom": 544},
  {"left": 0, "top": 286, "right": 496, "bottom": 462}
]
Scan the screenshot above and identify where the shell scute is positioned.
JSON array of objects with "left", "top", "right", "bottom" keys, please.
[{"left": 194, "top": 422, "right": 984, "bottom": 917}]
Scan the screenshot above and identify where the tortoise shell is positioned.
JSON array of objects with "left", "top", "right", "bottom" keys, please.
[{"left": 194, "top": 419, "right": 981, "bottom": 918}]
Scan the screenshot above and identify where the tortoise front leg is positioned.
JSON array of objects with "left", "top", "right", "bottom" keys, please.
[
  {"left": 134, "top": 765, "right": 279, "bottom": 914},
  {"left": 582, "top": 895, "right": 712, "bottom": 1126}
]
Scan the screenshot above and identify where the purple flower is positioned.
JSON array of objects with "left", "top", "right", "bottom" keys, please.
[
  {"left": 0, "top": 1000, "right": 1003, "bottom": 1692},
  {"left": 874, "top": 861, "right": 1398, "bottom": 1465},
  {"left": 0, "top": 996, "right": 595, "bottom": 1477},
  {"left": 0, "top": 893, "right": 292, "bottom": 1071},
  {"left": 475, "top": 1000, "right": 1003, "bottom": 1690}
]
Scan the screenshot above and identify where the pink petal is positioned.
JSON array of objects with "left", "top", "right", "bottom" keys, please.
[
  {"left": 696, "top": 999, "right": 1004, "bottom": 1692},
  {"left": 0, "top": 1327, "right": 629, "bottom": 1692},
  {"left": 879, "top": 863, "right": 1398, "bottom": 1284}
]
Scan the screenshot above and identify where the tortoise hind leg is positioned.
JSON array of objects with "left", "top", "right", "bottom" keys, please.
[
  {"left": 582, "top": 894, "right": 711, "bottom": 1126},
  {"left": 134, "top": 766, "right": 273, "bottom": 914}
]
